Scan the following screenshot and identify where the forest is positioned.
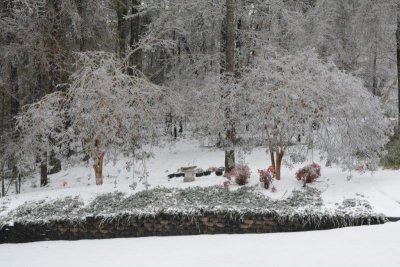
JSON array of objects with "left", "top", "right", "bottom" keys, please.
[{"left": 0, "top": 0, "right": 399, "bottom": 192}]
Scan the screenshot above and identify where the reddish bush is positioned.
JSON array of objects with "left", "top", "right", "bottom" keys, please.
[
  {"left": 355, "top": 164, "right": 365, "bottom": 172},
  {"left": 258, "top": 166, "right": 275, "bottom": 189},
  {"left": 295, "top": 162, "right": 321, "bottom": 184},
  {"left": 226, "top": 164, "right": 251, "bottom": 186}
]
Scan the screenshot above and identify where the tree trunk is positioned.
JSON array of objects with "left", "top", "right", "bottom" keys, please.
[
  {"left": 1, "top": 89, "right": 4, "bottom": 132},
  {"left": 117, "top": 0, "right": 128, "bottom": 60},
  {"left": 1, "top": 170, "right": 4, "bottom": 197},
  {"left": 38, "top": 69, "right": 51, "bottom": 188},
  {"left": 224, "top": 0, "right": 236, "bottom": 173},
  {"left": 235, "top": 15, "right": 242, "bottom": 77},
  {"left": 49, "top": 150, "right": 61, "bottom": 174},
  {"left": 225, "top": 149, "right": 235, "bottom": 173},
  {"left": 372, "top": 48, "right": 378, "bottom": 96},
  {"left": 372, "top": 33, "right": 379, "bottom": 96},
  {"left": 40, "top": 160, "right": 48, "bottom": 187},
  {"left": 225, "top": 129, "right": 236, "bottom": 172},
  {"left": 93, "top": 152, "right": 104, "bottom": 185},
  {"left": 1, "top": 89, "right": 4, "bottom": 198},
  {"left": 9, "top": 63, "right": 19, "bottom": 116},
  {"left": 174, "top": 125, "right": 177, "bottom": 139},
  {"left": 275, "top": 150, "right": 284, "bottom": 180},
  {"left": 179, "top": 121, "right": 183, "bottom": 133},
  {"left": 75, "top": 0, "right": 86, "bottom": 51},
  {"left": 397, "top": 2, "right": 400, "bottom": 127},
  {"left": 268, "top": 142, "right": 275, "bottom": 173},
  {"left": 225, "top": 0, "right": 235, "bottom": 74},
  {"left": 129, "top": 0, "right": 142, "bottom": 73},
  {"left": 13, "top": 166, "right": 21, "bottom": 194}
]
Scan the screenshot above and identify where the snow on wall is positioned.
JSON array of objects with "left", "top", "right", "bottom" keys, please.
[{"left": 0, "top": 186, "right": 387, "bottom": 243}]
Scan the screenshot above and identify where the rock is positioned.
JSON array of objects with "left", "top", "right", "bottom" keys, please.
[{"left": 243, "top": 219, "right": 254, "bottom": 225}]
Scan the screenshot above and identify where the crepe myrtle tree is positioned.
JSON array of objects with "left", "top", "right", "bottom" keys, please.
[
  {"left": 242, "top": 48, "right": 392, "bottom": 180},
  {"left": 15, "top": 52, "right": 161, "bottom": 186},
  {"left": 65, "top": 51, "right": 160, "bottom": 185}
]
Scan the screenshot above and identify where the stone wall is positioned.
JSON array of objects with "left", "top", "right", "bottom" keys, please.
[{"left": 0, "top": 212, "right": 386, "bottom": 243}]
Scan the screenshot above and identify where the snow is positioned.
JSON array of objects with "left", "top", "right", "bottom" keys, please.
[
  {"left": 0, "top": 222, "right": 399, "bottom": 267},
  {"left": 0, "top": 139, "right": 399, "bottom": 266},
  {"left": 1, "top": 139, "right": 400, "bottom": 218}
]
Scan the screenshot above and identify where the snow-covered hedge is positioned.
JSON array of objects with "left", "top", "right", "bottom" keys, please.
[{"left": 0, "top": 186, "right": 385, "bottom": 229}]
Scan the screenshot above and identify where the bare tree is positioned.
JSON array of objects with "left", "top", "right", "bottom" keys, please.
[{"left": 223, "top": 0, "right": 236, "bottom": 172}]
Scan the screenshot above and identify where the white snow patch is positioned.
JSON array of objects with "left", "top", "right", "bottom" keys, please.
[
  {"left": 1, "top": 139, "right": 400, "bottom": 217},
  {"left": 0, "top": 222, "right": 399, "bottom": 267}
]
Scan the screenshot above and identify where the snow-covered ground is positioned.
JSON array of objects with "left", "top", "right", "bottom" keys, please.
[
  {"left": 1, "top": 139, "right": 400, "bottom": 217},
  {"left": 0, "top": 222, "right": 399, "bottom": 267},
  {"left": 0, "top": 139, "right": 399, "bottom": 266}
]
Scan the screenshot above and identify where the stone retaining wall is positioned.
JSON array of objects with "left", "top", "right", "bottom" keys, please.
[{"left": 0, "top": 212, "right": 386, "bottom": 243}]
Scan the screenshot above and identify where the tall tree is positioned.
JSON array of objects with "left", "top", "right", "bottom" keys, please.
[
  {"left": 129, "top": 0, "right": 142, "bottom": 72},
  {"left": 224, "top": 0, "right": 236, "bottom": 172},
  {"left": 116, "top": 0, "right": 129, "bottom": 59},
  {"left": 397, "top": 1, "right": 400, "bottom": 126}
]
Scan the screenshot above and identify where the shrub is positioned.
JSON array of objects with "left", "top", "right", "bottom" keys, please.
[
  {"left": 380, "top": 128, "right": 400, "bottom": 169},
  {"left": 296, "top": 162, "right": 321, "bottom": 185},
  {"left": 226, "top": 164, "right": 251, "bottom": 186},
  {"left": 223, "top": 178, "right": 231, "bottom": 189},
  {"left": 258, "top": 166, "right": 275, "bottom": 189}
]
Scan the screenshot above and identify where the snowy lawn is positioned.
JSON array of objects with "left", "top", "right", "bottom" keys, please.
[
  {"left": 0, "top": 222, "right": 399, "bottom": 267},
  {"left": 1, "top": 139, "right": 400, "bottom": 217}
]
